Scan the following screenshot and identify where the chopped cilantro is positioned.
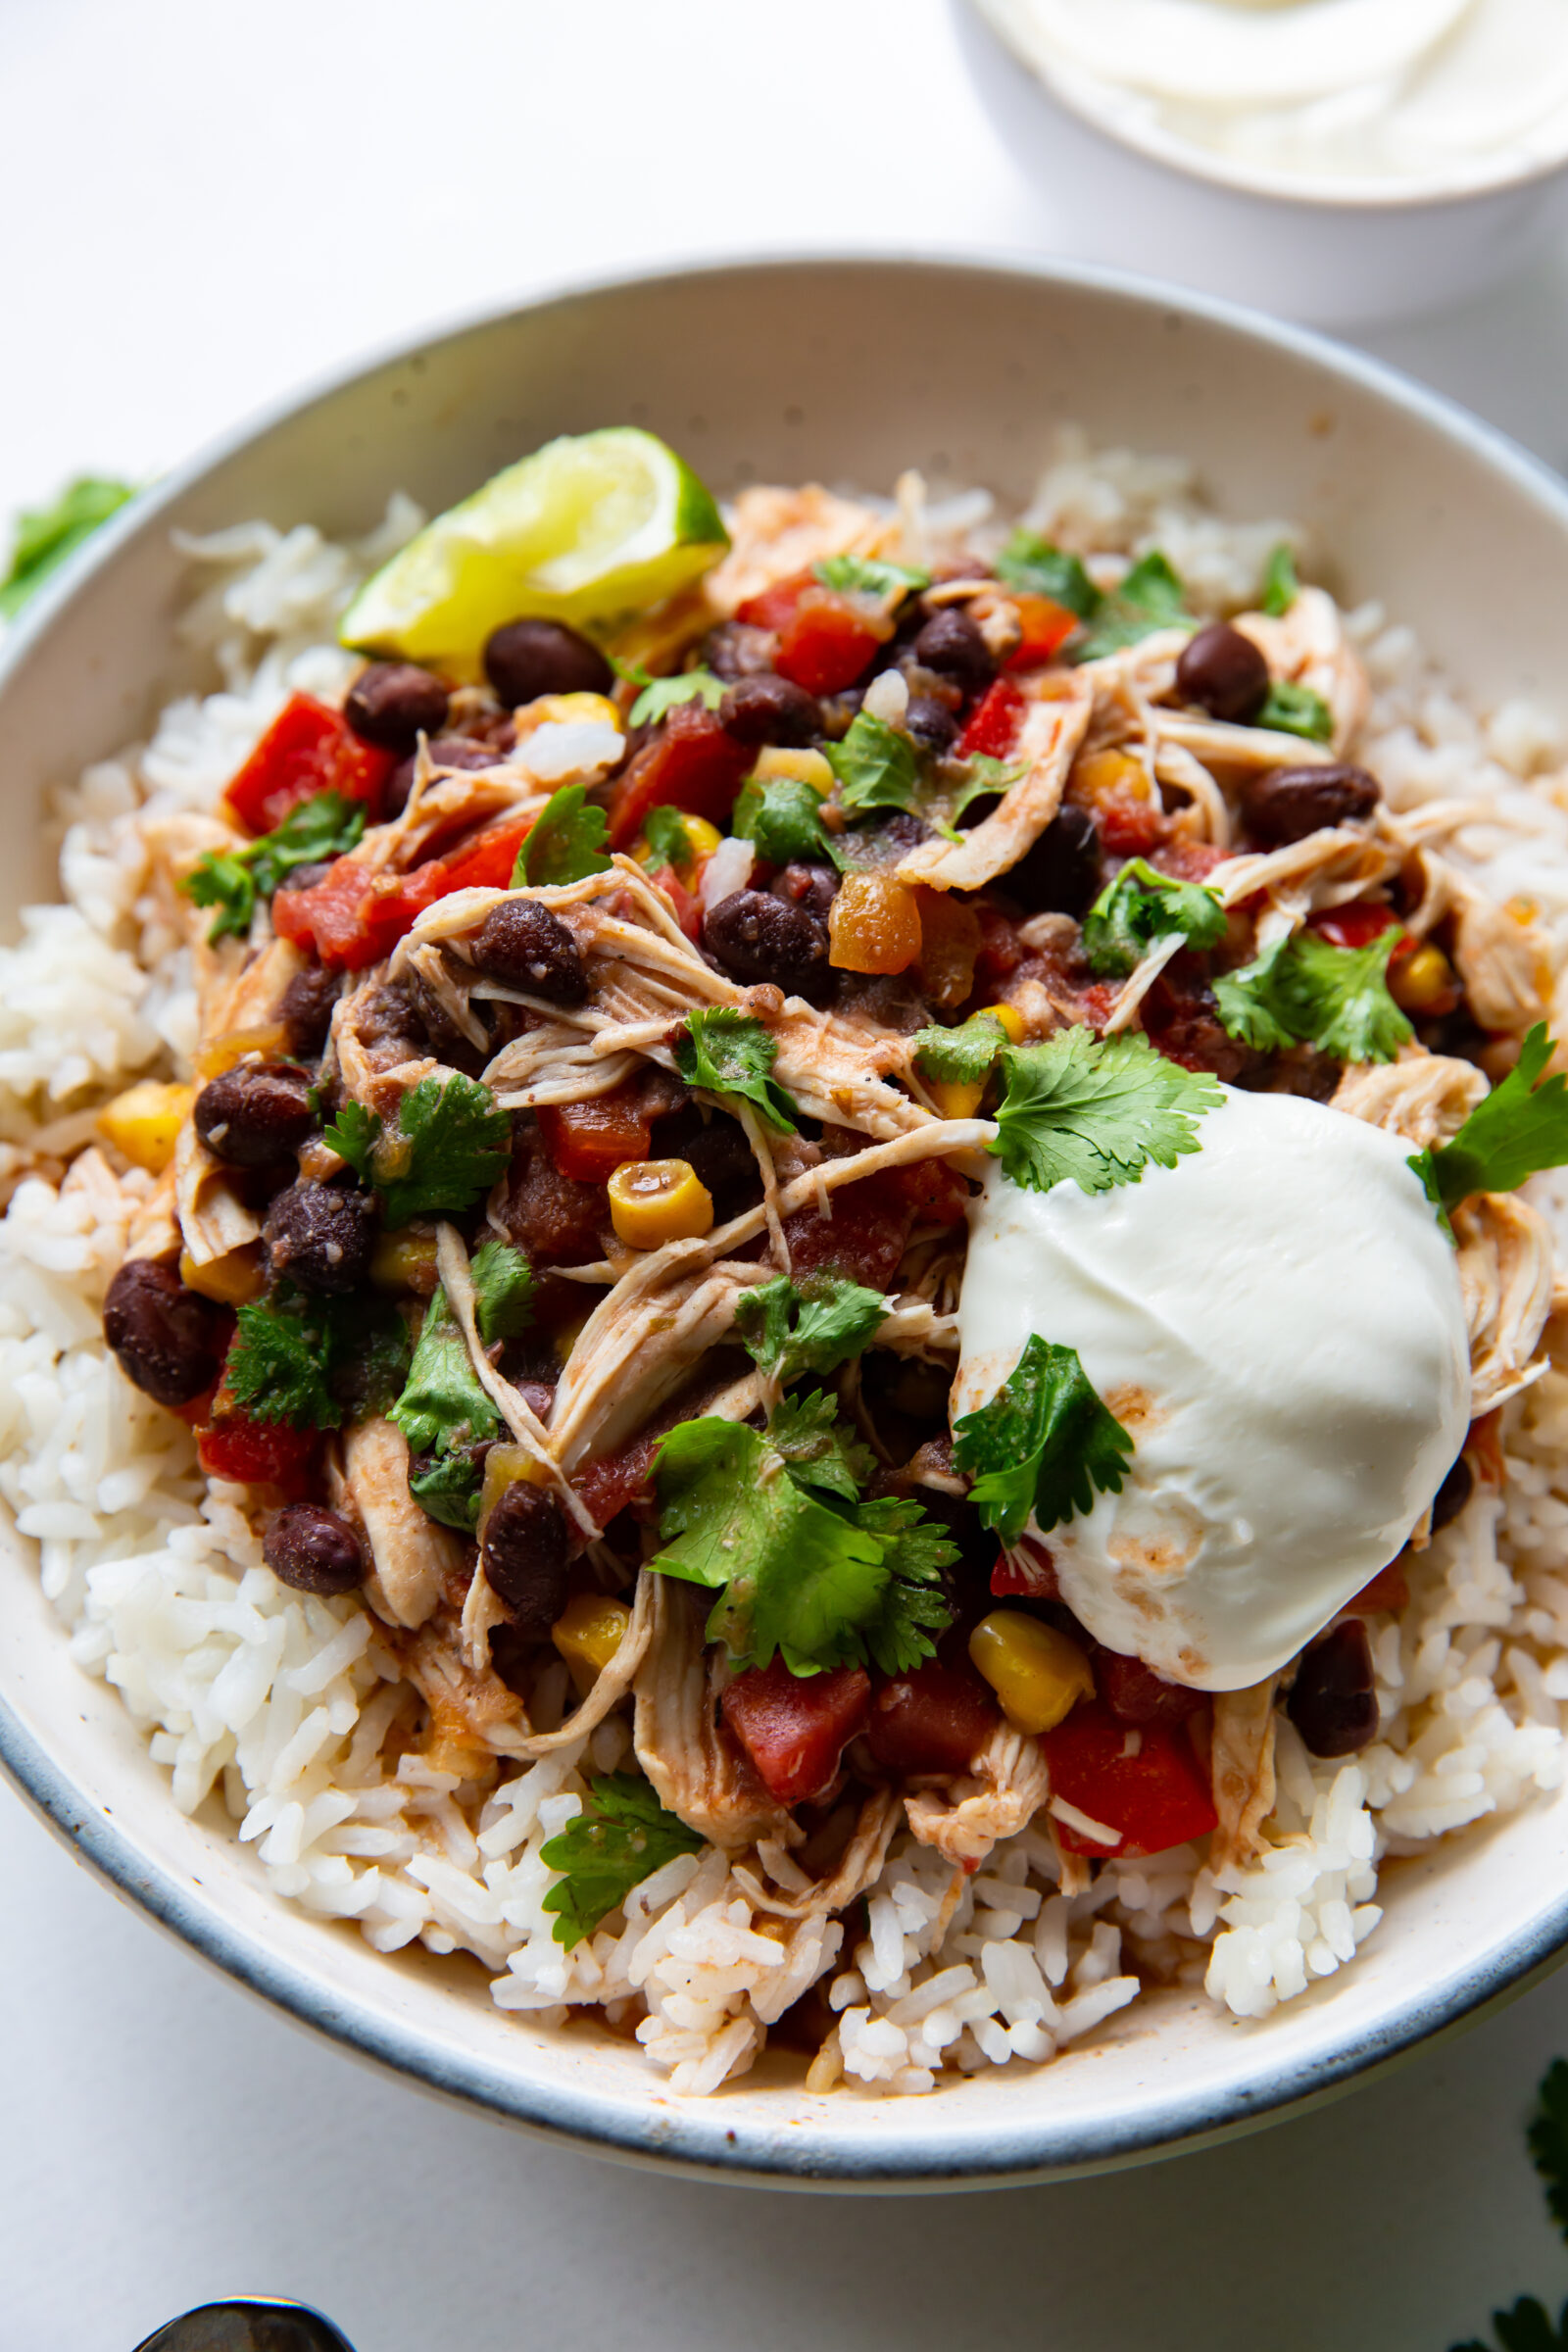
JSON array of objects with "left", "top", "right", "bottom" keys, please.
[
  {"left": 325, "top": 1292, "right": 413, "bottom": 1424},
  {"left": 1214, "top": 929, "right": 1411, "bottom": 1064},
  {"left": 1413, "top": 1025, "right": 1568, "bottom": 1215},
  {"left": 322, "top": 1099, "right": 379, "bottom": 1184},
  {"left": 642, "top": 805, "right": 697, "bottom": 872},
  {"left": 1258, "top": 678, "right": 1334, "bottom": 742},
  {"left": 731, "top": 775, "right": 836, "bottom": 867},
  {"left": 389, "top": 1283, "right": 499, "bottom": 1528},
  {"left": 735, "top": 1272, "right": 889, "bottom": 1386},
  {"left": 471, "top": 1237, "right": 535, "bottom": 1345},
  {"left": 627, "top": 669, "right": 726, "bottom": 728},
  {"left": 371, "top": 1073, "right": 512, "bottom": 1229},
  {"left": 226, "top": 1285, "right": 410, "bottom": 1431},
  {"left": 511, "top": 781, "right": 612, "bottom": 888},
  {"left": 540, "top": 1773, "right": 705, "bottom": 1948},
  {"left": 991, "top": 1026, "right": 1222, "bottom": 1196},
  {"left": 1082, "top": 858, "right": 1227, "bottom": 980},
  {"left": 182, "top": 789, "right": 366, "bottom": 944},
  {"left": 1451, "top": 2060, "right": 1568, "bottom": 2351},
  {"left": 1072, "top": 551, "right": 1190, "bottom": 663},
  {"left": 826, "top": 707, "right": 1007, "bottom": 845},
  {"left": 1, "top": 475, "right": 136, "bottom": 619},
  {"left": 1260, "top": 541, "right": 1299, "bottom": 618},
  {"left": 675, "top": 1007, "right": 798, "bottom": 1133},
  {"left": 911, "top": 1011, "right": 1009, "bottom": 1088},
  {"left": 813, "top": 553, "right": 930, "bottom": 600},
  {"left": 953, "top": 1334, "right": 1133, "bottom": 1544},
  {"left": 993, "top": 529, "right": 1101, "bottom": 621},
  {"left": 651, "top": 1402, "right": 956, "bottom": 1678}
]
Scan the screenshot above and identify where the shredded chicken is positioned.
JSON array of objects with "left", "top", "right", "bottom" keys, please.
[
  {"left": 1235, "top": 586, "right": 1370, "bottom": 752},
  {"left": 172, "top": 1122, "right": 262, "bottom": 1266},
  {"left": 734, "top": 1788, "right": 903, "bottom": 1920},
  {"left": 336, "top": 1417, "right": 463, "bottom": 1631},
  {"left": 894, "top": 674, "right": 1095, "bottom": 892},
  {"left": 1332, "top": 1047, "right": 1489, "bottom": 1150},
  {"left": 904, "top": 1721, "right": 1050, "bottom": 1868},
  {"left": 388, "top": 1607, "right": 530, "bottom": 1764},
  {"left": 632, "top": 1578, "right": 792, "bottom": 1849},
  {"left": 1449, "top": 875, "right": 1551, "bottom": 1036},
  {"left": 1208, "top": 1677, "right": 1279, "bottom": 1878},
  {"left": 505, "top": 1569, "right": 657, "bottom": 1760},
  {"left": 1454, "top": 1190, "right": 1556, "bottom": 1413},
  {"left": 702, "top": 484, "right": 884, "bottom": 617}
]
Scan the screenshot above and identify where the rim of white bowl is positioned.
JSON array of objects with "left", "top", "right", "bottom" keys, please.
[
  {"left": 966, "top": 0, "right": 1568, "bottom": 214},
  {"left": 5, "top": 248, "right": 1568, "bottom": 2187}
]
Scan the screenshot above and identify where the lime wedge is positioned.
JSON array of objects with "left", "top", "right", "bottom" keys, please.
[{"left": 339, "top": 427, "right": 729, "bottom": 680}]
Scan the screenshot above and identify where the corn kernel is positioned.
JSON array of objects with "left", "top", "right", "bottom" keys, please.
[
  {"left": 179, "top": 1245, "right": 265, "bottom": 1306},
  {"left": 369, "top": 1228, "right": 439, "bottom": 1297},
  {"left": 754, "top": 745, "right": 835, "bottom": 793},
  {"left": 514, "top": 691, "right": 621, "bottom": 736},
  {"left": 635, "top": 811, "right": 721, "bottom": 872},
  {"left": 608, "top": 1156, "right": 714, "bottom": 1249},
  {"left": 1389, "top": 941, "right": 1456, "bottom": 1015},
  {"left": 554, "top": 1592, "right": 633, "bottom": 1692},
  {"left": 968, "top": 1609, "right": 1095, "bottom": 1736},
  {"left": 829, "top": 871, "right": 923, "bottom": 975},
  {"left": 97, "top": 1080, "right": 194, "bottom": 1174}
]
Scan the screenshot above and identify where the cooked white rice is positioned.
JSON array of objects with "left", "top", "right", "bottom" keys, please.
[{"left": 5, "top": 430, "right": 1568, "bottom": 2098}]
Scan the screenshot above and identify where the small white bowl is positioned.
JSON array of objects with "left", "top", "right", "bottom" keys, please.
[
  {"left": 5, "top": 255, "right": 1568, "bottom": 2185},
  {"left": 956, "top": 0, "right": 1568, "bottom": 327}
]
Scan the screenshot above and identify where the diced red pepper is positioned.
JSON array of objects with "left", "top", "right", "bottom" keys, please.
[
  {"left": 197, "top": 1404, "right": 318, "bottom": 1493},
  {"left": 991, "top": 1539, "right": 1059, "bottom": 1599},
  {"left": 775, "top": 588, "right": 887, "bottom": 696},
  {"left": 958, "top": 678, "right": 1026, "bottom": 760},
  {"left": 720, "top": 1658, "right": 871, "bottom": 1806},
  {"left": 867, "top": 1661, "right": 999, "bottom": 1776},
  {"left": 608, "top": 702, "right": 753, "bottom": 853},
  {"left": 1006, "top": 594, "right": 1079, "bottom": 670},
  {"left": 1093, "top": 1647, "right": 1208, "bottom": 1729},
  {"left": 271, "top": 814, "right": 531, "bottom": 970},
  {"left": 1309, "top": 901, "right": 1400, "bottom": 952},
  {"left": 1043, "top": 1699, "right": 1217, "bottom": 1858},
  {"left": 537, "top": 1083, "right": 654, "bottom": 1184},
  {"left": 224, "top": 694, "right": 397, "bottom": 835}
]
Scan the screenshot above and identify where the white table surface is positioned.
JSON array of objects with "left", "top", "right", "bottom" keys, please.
[{"left": 8, "top": 4, "right": 1568, "bottom": 2345}]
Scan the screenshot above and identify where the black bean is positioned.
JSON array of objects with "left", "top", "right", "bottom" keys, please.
[
  {"left": 911, "top": 607, "right": 996, "bottom": 689},
  {"left": 1287, "top": 1619, "right": 1379, "bottom": 1758},
  {"left": 906, "top": 694, "right": 959, "bottom": 755},
  {"left": 481, "top": 1481, "right": 570, "bottom": 1637},
  {"left": 704, "top": 888, "right": 831, "bottom": 1002},
  {"left": 1432, "top": 1451, "right": 1474, "bottom": 1532},
  {"left": 103, "top": 1258, "right": 225, "bottom": 1407},
  {"left": 703, "top": 620, "right": 778, "bottom": 681},
  {"left": 275, "top": 962, "right": 343, "bottom": 1059},
  {"left": 651, "top": 1101, "right": 757, "bottom": 1211},
  {"left": 1176, "top": 622, "right": 1271, "bottom": 725},
  {"left": 264, "top": 1502, "right": 366, "bottom": 1596},
  {"left": 193, "top": 1063, "right": 316, "bottom": 1168},
  {"left": 1240, "top": 761, "right": 1381, "bottom": 848},
  {"left": 264, "top": 1181, "right": 375, "bottom": 1295},
  {"left": 402, "top": 961, "right": 488, "bottom": 1076},
  {"left": 717, "top": 674, "right": 821, "bottom": 747},
  {"left": 344, "top": 662, "right": 450, "bottom": 753},
  {"left": 484, "top": 618, "right": 612, "bottom": 707},
  {"left": 470, "top": 899, "right": 588, "bottom": 1006},
  {"left": 1004, "top": 805, "right": 1102, "bottom": 918},
  {"left": 772, "top": 861, "right": 839, "bottom": 919}
]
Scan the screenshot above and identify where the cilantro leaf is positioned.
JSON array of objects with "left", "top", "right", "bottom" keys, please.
[
  {"left": 322, "top": 1099, "right": 381, "bottom": 1184},
  {"left": 408, "top": 1445, "right": 488, "bottom": 1533},
  {"left": 471, "top": 1237, "right": 535, "bottom": 1345},
  {"left": 627, "top": 669, "right": 726, "bottom": 728},
  {"left": 226, "top": 1293, "right": 343, "bottom": 1430},
  {"left": 675, "top": 1007, "right": 798, "bottom": 1132},
  {"left": 540, "top": 1773, "right": 705, "bottom": 1948},
  {"left": 1531, "top": 2056, "right": 1568, "bottom": 2245},
  {"left": 389, "top": 1284, "right": 499, "bottom": 1529},
  {"left": 1451, "top": 2300, "right": 1568, "bottom": 2352},
  {"left": 372, "top": 1073, "right": 511, "bottom": 1228},
  {"left": 1082, "top": 858, "right": 1227, "bottom": 979},
  {"left": 642, "top": 805, "right": 697, "bottom": 872},
  {"left": 1260, "top": 541, "right": 1299, "bottom": 618},
  {"left": 735, "top": 1272, "right": 889, "bottom": 1386},
  {"left": 731, "top": 775, "right": 835, "bottom": 867},
  {"left": 182, "top": 788, "right": 366, "bottom": 943},
  {"left": 954, "top": 1334, "right": 1132, "bottom": 1544},
  {"left": 852, "top": 1493, "right": 958, "bottom": 1677},
  {"left": 1258, "top": 678, "right": 1333, "bottom": 742},
  {"left": 0, "top": 475, "right": 136, "bottom": 619},
  {"left": 912, "top": 1010, "right": 1009, "bottom": 1088},
  {"left": 1424, "top": 1025, "right": 1568, "bottom": 1212},
  {"left": 1073, "top": 551, "right": 1189, "bottom": 662},
  {"left": 991, "top": 1026, "right": 1222, "bottom": 1196},
  {"left": 1215, "top": 928, "right": 1411, "bottom": 1065},
  {"left": 512, "top": 782, "right": 612, "bottom": 888},
  {"left": 325, "top": 1291, "right": 413, "bottom": 1423},
  {"left": 768, "top": 1386, "right": 876, "bottom": 1499},
  {"left": 824, "top": 708, "right": 923, "bottom": 816},
  {"left": 813, "top": 553, "right": 930, "bottom": 600},
  {"left": 993, "top": 529, "right": 1101, "bottom": 621}
]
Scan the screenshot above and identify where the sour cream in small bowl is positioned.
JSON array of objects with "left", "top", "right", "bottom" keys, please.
[{"left": 960, "top": 0, "right": 1568, "bottom": 324}]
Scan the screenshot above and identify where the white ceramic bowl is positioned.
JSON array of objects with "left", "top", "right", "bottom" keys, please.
[
  {"left": 5, "top": 255, "right": 1568, "bottom": 2187},
  {"left": 956, "top": 0, "right": 1568, "bottom": 328}
]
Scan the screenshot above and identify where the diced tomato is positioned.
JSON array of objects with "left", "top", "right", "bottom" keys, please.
[
  {"left": 537, "top": 1083, "right": 654, "bottom": 1184},
  {"left": 1309, "top": 901, "right": 1403, "bottom": 952},
  {"left": 1152, "top": 839, "right": 1226, "bottom": 884},
  {"left": 720, "top": 1658, "right": 871, "bottom": 1806},
  {"left": 958, "top": 678, "right": 1026, "bottom": 760},
  {"left": 224, "top": 694, "right": 397, "bottom": 835},
  {"left": 867, "top": 1660, "right": 999, "bottom": 1776},
  {"left": 272, "top": 814, "right": 531, "bottom": 970},
  {"left": 1346, "top": 1557, "right": 1408, "bottom": 1616},
  {"left": 197, "top": 1405, "right": 318, "bottom": 1493},
  {"left": 1093, "top": 1647, "right": 1208, "bottom": 1729},
  {"left": 736, "top": 572, "right": 812, "bottom": 633},
  {"left": 783, "top": 1164, "right": 946, "bottom": 1292},
  {"left": 882, "top": 1152, "right": 969, "bottom": 1231},
  {"left": 775, "top": 588, "right": 887, "bottom": 696},
  {"left": 1097, "top": 797, "right": 1167, "bottom": 858},
  {"left": 1006, "top": 594, "right": 1079, "bottom": 670},
  {"left": 648, "top": 863, "right": 705, "bottom": 943},
  {"left": 972, "top": 901, "right": 1022, "bottom": 983},
  {"left": 608, "top": 702, "right": 752, "bottom": 853},
  {"left": 991, "top": 1538, "right": 1059, "bottom": 1599},
  {"left": 1043, "top": 1699, "right": 1218, "bottom": 1858},
  {"left": 431, "top": 813, "right": 531, "bottom": 895}
]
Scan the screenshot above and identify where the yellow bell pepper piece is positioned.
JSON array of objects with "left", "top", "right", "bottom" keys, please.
[
  {"left": 968, "top": 1610, "right": 1095, "bottom": 1736},
  {"left": 369, "top": 1228, "right": 439, "bottom": 1296},
  {"left": 607, "top": 1157, "right": 714, "bottom": 1250},
  {"left": 178, "top": 1245, "right": 265, "bottom": 1306},
  {"left": 194, "top": 1023, "right": 289, "bottom": 1081},
  {"left": 554, "top": 1592, "right": 633, "bottom": 1690},
  {"left": 753, "top": 745, "right": 835, "bottom": 793},
  {"left": 923, "top": 1002, "right": 1028, "bottom": 1121},
  {"left": 96, "top": 1080, "right": 194, "bottom": 1174}
]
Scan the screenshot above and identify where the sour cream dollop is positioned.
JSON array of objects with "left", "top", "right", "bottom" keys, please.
[{"left": 954, "top": 1088, "right": 1470, "bottom": 1690}]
